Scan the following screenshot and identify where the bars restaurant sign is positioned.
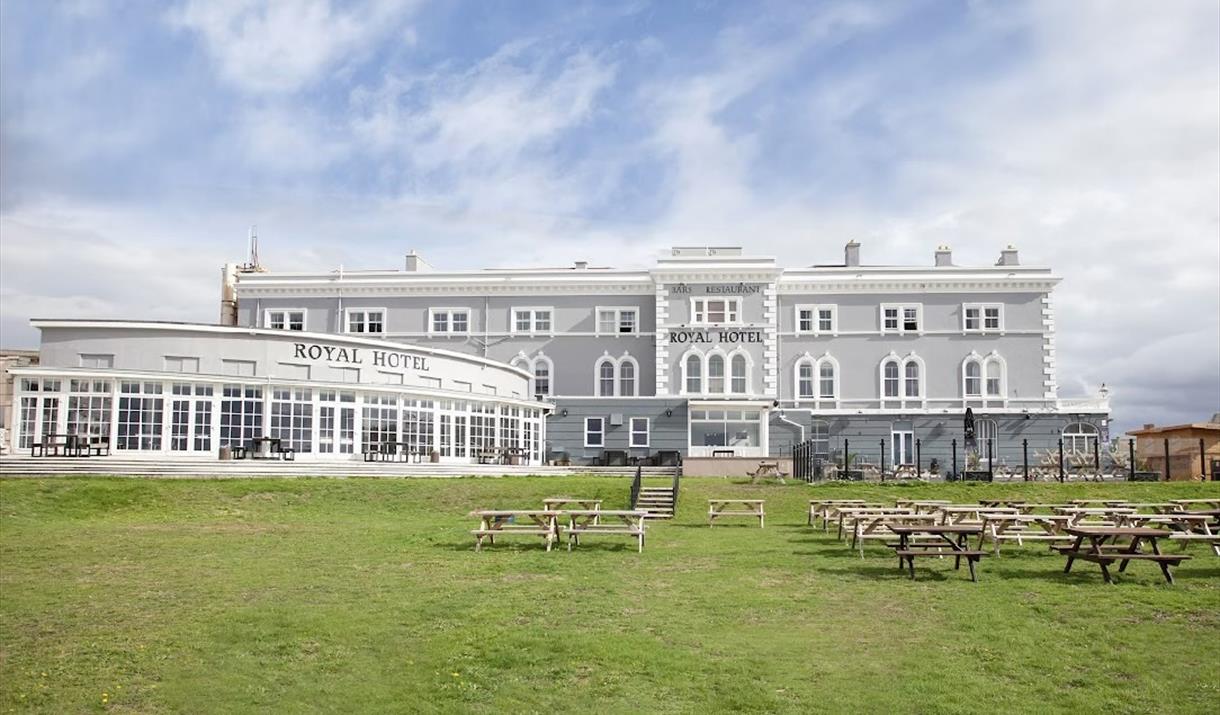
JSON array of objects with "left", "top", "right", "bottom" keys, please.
[{"left": 293, "top": 342, "right": 430, "bottom": 371}]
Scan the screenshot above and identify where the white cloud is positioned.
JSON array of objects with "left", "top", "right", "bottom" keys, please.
[{"left": 167, "top": 0, "right": 419, "bottom": 93}]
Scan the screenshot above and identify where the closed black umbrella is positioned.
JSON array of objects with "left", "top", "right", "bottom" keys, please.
[{"left": 964, "top": 407, "right": 977, "bottom": 453}]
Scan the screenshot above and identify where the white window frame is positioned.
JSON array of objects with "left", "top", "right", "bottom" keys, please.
[
  {"left": 878, "top": 352, "right": 926, "bottom": 407},
  {"left": 79, "top": 353, "right": 115, "bottom": 369},
  {"left": 265, "top": 308, "right": 306, "bottom": 331},
  {"left": 690, "top": 297, "right": 742, "bottom": 326},
  {"left": 510, "top": 306, "right": 554, "bottom": 335},
  {"left": 345, "top": 308, "right": 386, "bottom": 335},
  {"left": 595, "top": 357, "right": 617, "bottom": 397},
  {"left": 584, "top": 417, "right": 605, "bottom": 448},
  {"left": 795, "top": 304, "right": 837, "bottom": 335},
  {"left": 595, "top": 306, "right": 640, "bottom": 335},
  {"left": 681, "top": 350, "right": 703, "bottom": 395},
  {"left": 963, "top": 303, "right": 1004, "bottom": 333},
  {"left": 793, "top": 353, "right": 838, "bottom": 407},
  {"left": 428, "top": 308, "right": 470, "bottom": 335},
  {"left": 593, "top": 353, "right": 638, "bottom": 397},
  {"left": 879, "top": 303, "right": 922, "bottom": 335},
  {"left": 629, "top": 416, "right": 650, "bottom": 448},
  {"left": 961, "top": 351, "right": 1008, "bottom": 404}
]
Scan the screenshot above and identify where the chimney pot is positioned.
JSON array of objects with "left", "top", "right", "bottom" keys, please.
[{"left": 844, "top": 241, "right": 861, "bottom": 267}]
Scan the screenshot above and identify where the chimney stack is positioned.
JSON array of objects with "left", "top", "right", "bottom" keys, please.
[
  {"left": 405, "top": 251, "right": 432, "bottom": 272},
  {"left": 996, "top": 245, "right": 1020, "bottom": 266},
  {"left": 934, "top": 244, "right": 953, "bottom": 267},
  {"left": 574, "top": 261, "right": 589, "bottom": 270},
  {"left": 844, "top": 241, "right": 861, "bottom": 267}
]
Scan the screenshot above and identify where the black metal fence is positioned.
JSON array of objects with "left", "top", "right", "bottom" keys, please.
[{"left": 790, "top": 436, "right": 1214, "bottom": 483}]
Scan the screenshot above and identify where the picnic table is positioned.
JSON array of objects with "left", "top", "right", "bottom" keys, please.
[
  {"left": 936, "top": 505, "right": 1021, "bottom": 525},
  {"left": 978, "top": 499, "right": 1027, "bottom": 508},
  {"left": 749, "top": 460, "right": 787, "bottom": 483},
  {"left": 834, "top": 507, "right": 914, "bottom": 541},
  {"left": 543, "top": 497, "right": 603, "bottom": 512},
  {"left": 708, "top": 499, "right": 766, "bottom": 528},
  {"left": 977, "top": 513, "right": 1074, "bottom": 554},
  {"left": 564, "top": 510, "right": 647, "bottom": 552},
  {"left": 1171, "top": 499, "right": 1220, "bottom": 510},
  {"left": 888, "top": 524, "right": 989, "bottom": 582},
  {"left": 807, "top": 499, "right": 871, "bottom": 527},
  {"left": 247, "top": 436, "right": 294, "bottom": 460},
  {"left": 849, "top": 512, "right": 938, "bottom": 556},
  {"left": 1058, "top": 527, "right": 1189, "bottom": 584},
  {"left": 1116, "top": 513, "right": 1220, "bottom": 556},
  {"left": 469, "top": 510, "right": 560, "bottom": 552}
]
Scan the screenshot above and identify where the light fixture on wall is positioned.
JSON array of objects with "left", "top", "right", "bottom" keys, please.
[
  {"left": 665, "top": 408, "right": 673, "bottom": 418},
  {"left": 560, "top": 408, "right": 569, "bottom": 417}
]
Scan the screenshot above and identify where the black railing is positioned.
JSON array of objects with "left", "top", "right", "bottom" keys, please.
[{"left": 629, "top": 465, "right": 642, "bottom": 509}]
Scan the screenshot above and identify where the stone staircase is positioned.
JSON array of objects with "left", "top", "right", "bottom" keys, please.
[{"left": 634, "top": 485, "right": 677, "bottom": 519}]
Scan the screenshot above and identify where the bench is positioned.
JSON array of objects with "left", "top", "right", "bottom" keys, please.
[
  {"left": 708, "top": 499, "right": 765, "bottom": 528},
  {"left": 895, "top": 549, "right": 990, "bottom": 582}
]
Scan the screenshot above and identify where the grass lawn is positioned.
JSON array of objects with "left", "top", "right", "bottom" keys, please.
[{"left": 1, "top": 476, "right": 1218, "bottom": 714}]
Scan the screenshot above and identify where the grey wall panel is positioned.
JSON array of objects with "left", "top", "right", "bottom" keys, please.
[{"left": 546, "top": 398, "right": 687, "bottom": 462}]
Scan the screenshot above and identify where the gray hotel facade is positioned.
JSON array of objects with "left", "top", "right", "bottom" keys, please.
[{"left": 9, "top": 243, "right": 1110, "bottom": 466}]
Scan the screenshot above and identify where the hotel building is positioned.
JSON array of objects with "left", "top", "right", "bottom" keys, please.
[{"left": 8, "top": 242, "right": 1110, "bottom": 466}]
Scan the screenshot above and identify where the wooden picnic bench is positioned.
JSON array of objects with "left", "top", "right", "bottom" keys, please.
[
  {"left": 833, "top": 507, "right": 913, "bottom": 541},
  {"left": 708, "top": 499, "right": 766, "bottom": 528},
  {"left": 1056, "top": 526, "right": 1190, "bottom": 584},
  {"left": 469, "top": 510, "right": 560, "bottom": 552},
  {"left": 749, "top": 460, "right": 788, "bottom": 483},
  {"left": 1116, "top": 513, "right": 1220, "bottom": 556},
  {"left": 888, "top": 524, "right": 989, "bottom": 582},
  {"left": 850, "top": 512, "right": 938, "bottom": 556},
  {"left": 976, "top": 513, "right": 1074, "bottom": 554},
  {"left": 807, "top": 499, "right": 870, "bottom": 527},
  {"left": 564, "top": 510, "right": 647, "bottom": 552}
]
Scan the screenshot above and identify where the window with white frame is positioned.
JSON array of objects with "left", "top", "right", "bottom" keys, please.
[
  {"left": 429, "top": 308, "right": 470, "bottom": 334},
  {"left": 346, "top": 309, "right": 385, "bottom": 335},
  {"left": 730, "top": 354, "right": 747, "bottom": 394},
  {"left": 597, "top": 307, "right": 638, "bottom": 335},
  {"left": 584, "top": 417, "right": 604, "bottom": 447},
  {"left": 691, "top": 298, "right": 741, "bottom": 325},
  {"left": 685, "top": 353, "right": 702, "bottom": 394},
  {"left": 963, "top": 303, "right": 1003, "bottom": 332},
  {"left": 795, "top": 354, "right": 837, "bottom": 403},
  {"left": 620, "top": 359, "right": 637, "bottom": 397},
  {"left": 533, "top": 357, "right": 552, "bottom": 399},
  {"left": 796, "top": 305, "right": 837, "bottom": 334},
  {"left": 880, "top": 304, "right": 921, "bottom": 334},
  {"left": 164, "top": 356, "right": 200, "bottom": 373},
  {"left": 629, "top": 416, "right": 649, "bottom": 448},
  {"left": 1063, "top": 422, "right": 1099, "bottom": 455},
  {"left": 512, "top": 307, "right": 553, "bottom": 334},
  {"left": 707, "top": 354, "right": 726, "bottom": 394},
  {"left": 963, "top": 352, "right": 1006, "bottom": 399},
  {"left": 266, "top": 309, "right": 305, "bottom": 331},
  {"left": 880, "top": 353, "right": 924, "bottom": 403},
  {"left": 597, "top": 359, "right": 616, "bottom": 396},
  {"left": 79, "top": 353, "right": 114, "bottom": 369}
]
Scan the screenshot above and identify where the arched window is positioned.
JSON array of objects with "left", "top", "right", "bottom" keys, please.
[
  {"left": 707, "top": 354, "right": 725, "bottom": 394},
  {"left": 883, "top": 360, "right": 900, "bottom": 398},
  {"left": 1063, "top": 422, "right": 1099, "bottom": 454},
  {"left": 619, "top": 359, "right": 636, "bottom": 397},
  {"left": 597, "top": 359, "right": 616, "bottom": 397},
  {"left": 685, "top": 354, "right": 702, "bottom": 394},
  {"left": 985, "top": 360, "right": 1002, "bottom": 397},
  {"left": 533, "top": 357, "right": 552, "bottom": 398},
  {"left": 904, "top": 361, "right": 920, "bottom": 398},
  {"left": 797, "top": 361, "right": 814, "bottom": 399},
  {"left": 964, "top": 360, "right": 982, "bottom": 396},
  {"left": 819, "top": 361, "right": 835, "bottom": 399},
  {"left": 730, "top": 354, "right": 747, "bottom": 394}
]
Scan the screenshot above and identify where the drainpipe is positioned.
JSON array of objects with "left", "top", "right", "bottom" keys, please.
[{"left": 776, "top": 409, "right": 805, "bottom": 442}]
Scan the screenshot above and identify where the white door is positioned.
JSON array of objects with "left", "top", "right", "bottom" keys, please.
[{"left": 891, "top": 430, "right": 914, "bottom": 467}]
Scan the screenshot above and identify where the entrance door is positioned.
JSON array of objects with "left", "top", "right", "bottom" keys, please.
[{"left": 891, "top": 430, "right": 914, "bottom": 466}]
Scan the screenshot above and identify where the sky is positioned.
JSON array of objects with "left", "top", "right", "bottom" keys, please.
[{"left": 1, "top": 0, "right": 1217, "bottom": 432}]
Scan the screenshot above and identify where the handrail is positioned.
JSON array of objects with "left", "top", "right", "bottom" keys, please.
[
  {"left": 671, "top": 462, "right": 681, "bottom": 512},
  {"left": 629, "top": 465, "right": 642, "bottom": 509}
]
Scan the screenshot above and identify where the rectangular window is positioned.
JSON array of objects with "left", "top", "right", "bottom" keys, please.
[
  {"left": 963, "top": 304, "right": 1004, "bottom": 333},
  {"left": 584, "top": 417, "right": 604, "bottom": 448},
  {"left": 335, "top": 366, "right": 360, "bottom": 383},
  {"left": 116, "top": 381, "right": 163, "bottom": 451},
  {"left": 79, "top": 353, "right": 114, "bottom": 369},
  {"left": 164, "top": 356, "right": 200, "bottom": 373},
  {"left": 795, "top": 305, "right": 836, "bottom": 334},
  {"left": 880, "top": 304, "right": 921, "bottom": 334},
  {"left": 511, "top": 307, "right": 553, "bottom": 334},
  {"left": 362, "top": 394, "right": 398, "bottom": 449},
  {"left": 271, "top": 388, "right": 313, "bottom": 453},
  {"left": 266, "top": 309, "right": 305, "bottom": 331},
  {"left": 346, "top": 309, "right": 385, "bottom": 335},
  {"left": 221, "top": 359, "right": 256, "bottom": 377},
  {"left": 430, "top": 308, "right": 470, "bottom": 334},
  {"left": 691, "top": 298, "right": 741, "bottom": 325},
  {"left": 596, "top": 307, "right": 639, "bottom": 335},
  {"left": 629, "top": 417, "right": 649, "bottom": 448},
  {"left": 219, "top": 384, "right": 262, "bottom": 448}
]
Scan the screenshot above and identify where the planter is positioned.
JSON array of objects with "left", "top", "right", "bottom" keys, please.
[
  {"left": 1129, "top": 471, "right": 1160, "bottom": 482},
  {"left": 430, "top": 451, "right": 440, "bottom": 463}
]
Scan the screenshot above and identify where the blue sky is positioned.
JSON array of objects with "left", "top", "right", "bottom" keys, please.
[{"left": 1, "top": 0, "right": 1218, "bottom": 430}]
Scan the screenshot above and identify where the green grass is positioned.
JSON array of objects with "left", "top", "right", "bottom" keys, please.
[{"left": 1, "top": 476, "right": 1218, "bottom": 714}]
